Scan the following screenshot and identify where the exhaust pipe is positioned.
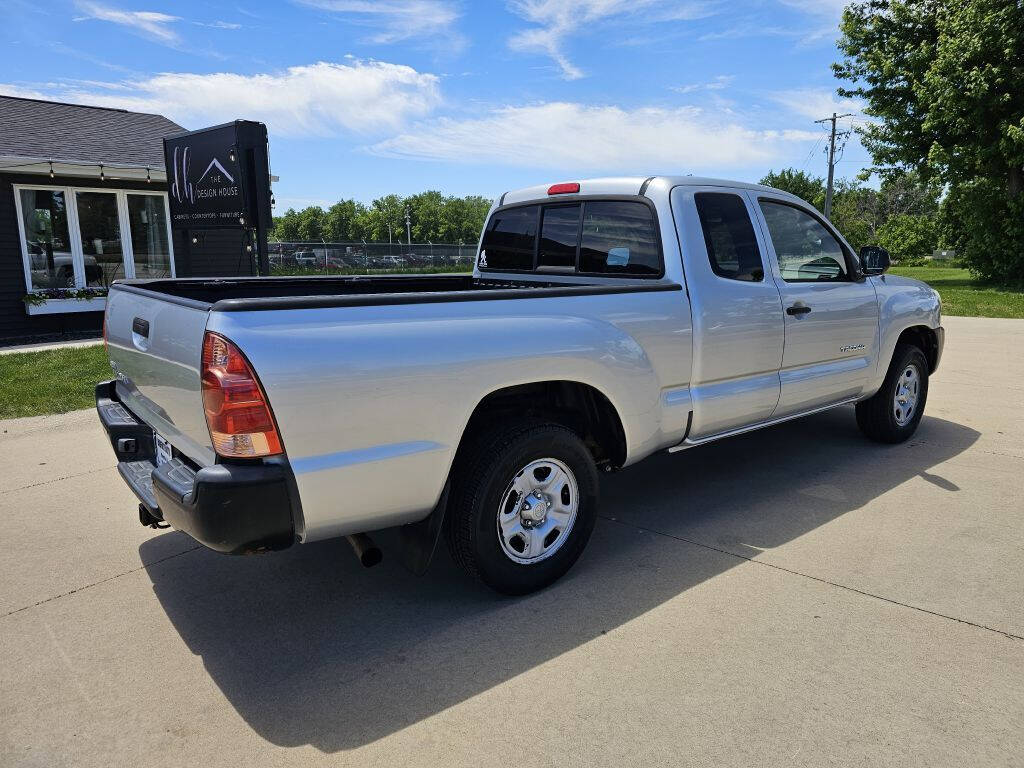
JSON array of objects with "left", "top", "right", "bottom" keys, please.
[{"left": 346, "top": 533, "right": 383, "bottom": 568}]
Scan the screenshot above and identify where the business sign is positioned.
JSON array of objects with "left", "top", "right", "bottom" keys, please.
[{"left": 162, "top": 121, "right": 271, "bottom": 230}]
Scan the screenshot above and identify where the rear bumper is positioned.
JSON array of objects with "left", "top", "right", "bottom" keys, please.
[{"left": 96, "top": 381, "right": 297, "bottom": 554}]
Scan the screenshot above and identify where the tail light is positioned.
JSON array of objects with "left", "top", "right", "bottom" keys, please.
[{"left": 201, "top": 331, "right": 283, "bottom": 458}]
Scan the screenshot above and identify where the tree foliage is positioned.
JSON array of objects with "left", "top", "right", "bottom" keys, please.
[
  {"left": 271, "top": 192, "right": 492, "bottom": 244},
  {"left": 834, "top": 0, "right": 1024, "bottom": 283}
]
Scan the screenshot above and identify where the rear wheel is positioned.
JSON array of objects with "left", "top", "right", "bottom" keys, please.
[
  {"left": 445, "top": 422, "right": 599, "bottom": 595},
  {"left": 856, "top": 343, "right": 929, "bottom": 443}
]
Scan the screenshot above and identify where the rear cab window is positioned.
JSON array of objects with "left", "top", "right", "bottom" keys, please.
[{"left": 479, "top": 198, "right": 662, "bottom": 277}]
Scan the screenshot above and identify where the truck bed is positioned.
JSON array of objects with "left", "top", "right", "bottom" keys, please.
[{"left": 112, "top": 274, "right": 677, "bottom": 312}]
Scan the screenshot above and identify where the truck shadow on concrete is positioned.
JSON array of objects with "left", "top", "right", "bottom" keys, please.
[{"left": 140, "top": 407, "right": 978, "bottom": 753}]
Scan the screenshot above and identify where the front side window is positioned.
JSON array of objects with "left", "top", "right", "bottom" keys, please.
[
  {"left": 538, "top": 204, "right": 580, "bottom": 270},
  {"left": 579, "top": 201, "right": 660, "bottom": 275},
  {"left": 479, "top": 205, "right": 538, "bottom": 271},
  {"left": 695, "top": 193, "right": 764, "bottom": 282},
  {"left": 759, "top": 201, "right": 848, "bottom": 282},
  {"left": 19, "top": 189, "right": 73, "bottom": 289}
]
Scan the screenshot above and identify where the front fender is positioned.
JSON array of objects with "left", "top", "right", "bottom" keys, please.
[{"left": 867, "top": 275, "right": 942, "bottom": 394}]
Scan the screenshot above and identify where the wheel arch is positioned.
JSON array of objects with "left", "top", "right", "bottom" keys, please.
[
  {"left": 460, "top": 380, "right": 628, "bottom": 470},
  {"left": 895, "top": 325, "right": 941, "bottom": 373}
]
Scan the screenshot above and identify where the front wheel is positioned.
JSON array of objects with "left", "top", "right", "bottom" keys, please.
[
  {"left": 445, "top": 422, "right": 599, "bottom": 595},
  {"left": 856, "top": 343, "right": 929, "bottom": 443}
]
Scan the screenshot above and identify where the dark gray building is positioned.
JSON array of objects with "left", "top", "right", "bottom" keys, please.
[{"left": 0, "top": 96, "right": 251, "bottom": 344}]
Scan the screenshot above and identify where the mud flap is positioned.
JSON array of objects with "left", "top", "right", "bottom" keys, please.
[{"left": 398, "top": 482, "right": 449, "bottom": 576}]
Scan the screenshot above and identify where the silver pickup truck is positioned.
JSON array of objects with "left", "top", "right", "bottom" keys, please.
[{"left": 97, "top": 176, "right": 943, "bottom": 594}]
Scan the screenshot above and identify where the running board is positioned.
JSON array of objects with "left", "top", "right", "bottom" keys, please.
[{"left": 667, "top": 397, "right": 859, "bottom": 453}]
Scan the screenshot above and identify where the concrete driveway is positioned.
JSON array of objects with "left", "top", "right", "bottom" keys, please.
[{"left": 1, "top": 315, "right": 1021, "bottom": 767}]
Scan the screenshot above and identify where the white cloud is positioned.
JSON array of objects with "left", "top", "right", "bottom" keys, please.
[
  {"left": 75, "top": 1, "right": 181, "bottom": 44},
  {"left": 296, "top": 0, "right": 460, "bottom": 43},
  {"left": 192, "top": 20, "right": 243, "bottom": 30},
  {"left": 672, "top": 74, "right": 734, "bottom": 94},
  {"left": 5, "top": 61, "right": 442, "bottom": 137},
  {"left": 507, "top": 0, "right": 716, "bottom": 80},
  {"left": 768, "top": 88, "right": 862, "bottom": 122},
  {"left": 370, "top": 102, "right": 819, "bottom": 172}
]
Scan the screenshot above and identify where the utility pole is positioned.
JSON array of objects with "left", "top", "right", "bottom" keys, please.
[
  {"left": 815, "top": 112, "right": 852, "bottom": 219},
  {"left": 404, "top": 207, "right": 412, "bottom": 249}
]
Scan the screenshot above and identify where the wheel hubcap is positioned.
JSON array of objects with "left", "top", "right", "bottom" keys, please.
[
  {"left": 893, "top": 364, "right": 921, "bottom": 426},
  {"left": 497, "top": 458, "right": 579, "bottom": 564}
]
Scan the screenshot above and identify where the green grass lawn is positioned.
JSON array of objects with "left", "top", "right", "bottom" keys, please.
[
  {"left": 0, "top": 344, "right": 111, "bottom": 420},
  {"left": 888, "top": 266, "right": 1024, "bottom": 319}
]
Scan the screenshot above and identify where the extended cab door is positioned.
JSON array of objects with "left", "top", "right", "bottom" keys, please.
[
  {"left": 672, "top": 186, "right": 785, "bottom": 439},
  {"left": 749, "top": 192, "right": 879, "bottom": 417}
]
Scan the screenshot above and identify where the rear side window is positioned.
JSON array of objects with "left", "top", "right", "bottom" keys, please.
[
  {"left": 694, "top": 193, "right": 764, "bottom": 282},
  {"left": 538, "top": 204, "right": 580, "bottom": 270},
  {"left": 480, "top": 205, "right": 538, "bottom": 271},
  {"left": 579, "top": 201, "right": 660, "bottom": 275}
]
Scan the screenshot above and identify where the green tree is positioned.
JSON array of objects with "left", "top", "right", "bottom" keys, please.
[
  {"left": 876, "top": 213, "right": 939, "bottom": 264},
  {"left": 405, "top": 190, "right": 446, "bottom": 241},
  {"left": 759, "top": 169, "right": 826, "bottom": 208},
  {"left": 295, "top": 206, "right": 326, "bottom": 242},
  {"left": 272, "top": 208, "right": 301, "bottom": 241},
  {"left": 324, "top": 199, "right": 368, "bottom": 242},
  {"left": 835, "top": 0, "right": 1024, "bottom": 283}
]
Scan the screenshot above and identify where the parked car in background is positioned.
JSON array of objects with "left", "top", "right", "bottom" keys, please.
[{"left": 98, "top": 176, "right": 943, "bottom": 595}]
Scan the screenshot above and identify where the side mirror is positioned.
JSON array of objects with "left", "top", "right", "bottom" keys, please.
[{"left": 859, "top": 245, "right": 890, "bottom": 276}]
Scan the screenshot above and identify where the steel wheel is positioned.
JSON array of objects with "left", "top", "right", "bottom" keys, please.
[
  {"left": 893, "top": 363, "right": 921, "bottom": 426},
  {"left": 496, "top": 457, "right": 579, "bottom": 564}
]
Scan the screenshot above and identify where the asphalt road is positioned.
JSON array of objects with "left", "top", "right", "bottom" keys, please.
[{"left": 1, "top": 315, "right": 1022, "bottom": 767}]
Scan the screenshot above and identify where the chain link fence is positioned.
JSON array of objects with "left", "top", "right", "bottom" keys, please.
[{"left": 269, "top": 241, "right": 477, "bottom": 275}]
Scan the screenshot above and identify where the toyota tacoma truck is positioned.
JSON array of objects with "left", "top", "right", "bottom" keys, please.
[{"left": 97, "top": 176, "right": 943, "bottom": 594}]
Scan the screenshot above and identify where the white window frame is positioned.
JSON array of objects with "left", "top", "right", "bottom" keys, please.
[{"left": 13, "top": 184, "right": 176, "bottom": 299}]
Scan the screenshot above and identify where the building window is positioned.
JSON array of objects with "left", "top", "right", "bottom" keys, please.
[
  {"left": 18, "top": 189, "right": 75, "bottom": 289},
  {"left": 126, "top": 194, "right": 172, "bottom": 280},
  {"left": 15, "top": 184, "right": 175, "bottom": 295}
]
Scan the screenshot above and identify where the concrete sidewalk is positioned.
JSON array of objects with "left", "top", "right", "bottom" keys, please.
[
  {"left": 0, "top": 337, "right": 102, "bottom": 355},
  {"left": 0, "top": 315, "right": 1021, "bottom": 767}
]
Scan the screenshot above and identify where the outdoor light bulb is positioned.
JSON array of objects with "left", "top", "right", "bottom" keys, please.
[
  {"left": 146, "top": 167, "right": 151, "bottom": 183},
  {"left": 192, "top": 236, "right": 199, "bottom": 245},
  {"left": 239, "top": 217, "right": 245, "bottom": 226},
  {"left": 99, "top": 164, "right": 105, "bottom": 181},
  {"left": 48, "top": 161, "right": 54, "bottom": 179},
  {"left": 229, "top": 150, "right": 236, "bottom": 163}
]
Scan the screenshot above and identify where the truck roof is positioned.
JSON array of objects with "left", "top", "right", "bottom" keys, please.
[{"left": 499, "top": 175, "right": 803, "bottom": 206}]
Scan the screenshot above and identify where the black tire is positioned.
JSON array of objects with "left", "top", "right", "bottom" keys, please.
[
  {"left": 445, "top": 421, "right": 599, "bottom": 595},
  {"left": 856, "top": 343, "right": 929, "bottom": 443}
]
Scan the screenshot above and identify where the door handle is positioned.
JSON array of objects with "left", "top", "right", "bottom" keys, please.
[{"left": 786, "top": 304, "right": 812, "bottom": 316}]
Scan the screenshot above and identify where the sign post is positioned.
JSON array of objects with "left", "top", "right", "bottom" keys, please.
[{"left": 163, "top": 120, "right": 273, "bottom": 276}]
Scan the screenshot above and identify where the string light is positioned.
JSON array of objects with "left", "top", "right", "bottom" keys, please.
[
  {"left": 48, "top": 161, "right": 54, "bottom": 179},
  {"left": 145, "top": 166, "right": 151, "bottom": 183},
  {"left": 99, "top": 163, "right": 105, "bottom": 182}
]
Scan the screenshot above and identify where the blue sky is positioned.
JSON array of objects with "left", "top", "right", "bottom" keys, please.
[{"left": 0, "top": 0, "right": 869, "bottom": 211}]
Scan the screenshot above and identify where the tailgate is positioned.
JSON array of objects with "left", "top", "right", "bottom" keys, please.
[{"left": 105, "top": 286, "right": 215, "bottom": 467}]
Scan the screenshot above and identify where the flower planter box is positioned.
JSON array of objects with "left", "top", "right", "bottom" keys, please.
[{"left": 25, "top": 297, "right": 107, "bottom": 315}]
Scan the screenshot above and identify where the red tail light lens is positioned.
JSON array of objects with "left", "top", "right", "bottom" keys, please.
[
  {"left": 548, "top": 182, "right": 580, "bottom": 195},
  {"left": 201, "top": 332, "right": 283, "bottom": 458}
]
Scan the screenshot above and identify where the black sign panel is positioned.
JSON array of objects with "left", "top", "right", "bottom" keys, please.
[{"left": 162, "top": 121, "right": 270, "bottom": 230}]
